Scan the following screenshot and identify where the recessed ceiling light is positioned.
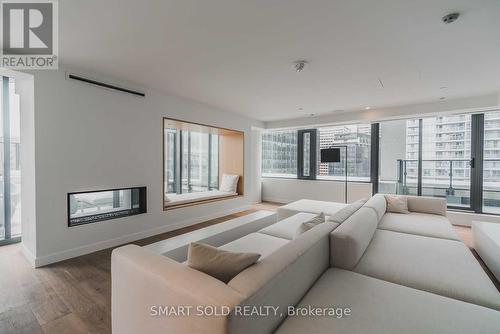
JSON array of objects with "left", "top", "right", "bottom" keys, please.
[
  {"left": 439, "top": 86, "right": 448, "bottom": 90},
  {"left": 365, "top": 106, "right": 371, "bottom": 110}
]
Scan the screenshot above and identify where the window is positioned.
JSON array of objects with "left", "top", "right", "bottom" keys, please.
[
  {"left": 378, "top": 112, "right": 500, "bottom": 213},
  {"left": 261, "top": 124, "right": 371, "bottom": 181},
  {"left": 483, "top": 111, "right": 500, "bottom": 214},
  {"left": 378, "top": 119, "right": 420, "bottom": 195},
  {"left": 298, "top": 129, "right": 316, "bottom": 179},
  {"left": 421, "top": 114, "right": 472, "bottom": 208},
  {"left": 262, "top": 130, "right": 297, "bottom": 177},
  {"left": 164, "top": 118, "right": 243, "bottom": 209},
  {"left": 317, "top": 124, "right": 371, "bottom": 181},
  {"left": 1, "top": 76, "right": 21, "bottom": 245}
]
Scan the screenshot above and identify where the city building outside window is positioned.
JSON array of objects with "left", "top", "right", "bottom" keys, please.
[{"left": 262, "top": 130, "right": 297, "bottom": 177}]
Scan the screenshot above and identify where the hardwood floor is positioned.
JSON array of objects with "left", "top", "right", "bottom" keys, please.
[
  {"left": 0, "top": 207, "right": 265, "bottom": 334},
  {"left": 0, "top": 202, "right": 498, "bottom": 333}
]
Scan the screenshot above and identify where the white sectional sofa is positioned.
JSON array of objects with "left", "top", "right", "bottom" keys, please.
[{"left": 112, "top": 194, "right": 500, "bottom": 334}]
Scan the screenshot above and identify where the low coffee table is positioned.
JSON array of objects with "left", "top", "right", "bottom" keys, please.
[{"left": 472, "top": 221, "right": 500, "bottom": 282}]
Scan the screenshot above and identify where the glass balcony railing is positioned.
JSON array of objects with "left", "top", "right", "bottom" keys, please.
[{"left": 379, "top": 159, "right": 500, "bottom": 213}]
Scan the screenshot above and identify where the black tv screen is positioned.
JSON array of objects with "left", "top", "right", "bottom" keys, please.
[{"left": 320, "top": 148, "right": 341, "bottom": 163}]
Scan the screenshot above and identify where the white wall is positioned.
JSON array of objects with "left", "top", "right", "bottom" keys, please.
[
  {"left": 262, "top": 177, "right": 372, "bottom": 204},
  {"left": 27, "top": 69, "right": 264, "bottom": 266}
]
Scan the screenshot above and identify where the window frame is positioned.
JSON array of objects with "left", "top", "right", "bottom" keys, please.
[{"left": 297, "top": 129, "right": 317, "bottom": 180}]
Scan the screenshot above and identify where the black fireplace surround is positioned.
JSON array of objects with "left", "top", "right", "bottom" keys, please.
[{"left": 68, "top": 187, "right": 147, "bottom": 227}]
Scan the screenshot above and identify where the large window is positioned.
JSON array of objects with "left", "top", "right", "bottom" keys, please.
[
  {"left": 483, "top": 111, "right": 500, "bottom": 213},
  {"left": 262, "top": 130, "right": 297, "bottom": 177},
  {"left": 164, "top": 118, "right": 243, "bottom": 209},
  {"left": 1, "top": 76, "right": 21, "bottom": 246},
  {"left": 165, "top": 128, "right": 219, "bottom": 194},
  {"left": 378, "top": 111, "right": 500, "bottom": 214},
  {"left": 262, "top": 124, "right": 371, "bottom": 181},
  {"left": 317, "top": 124, "right": 371, "bottom": 181},
  {"left": 378, "top": 119, "right": 419, "bottom": 195}
]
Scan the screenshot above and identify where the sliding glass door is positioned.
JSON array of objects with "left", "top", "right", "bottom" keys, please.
[
  {"left": 420, "top": 114, "right": 472, "bottom": 209},
  {"left": 0, "top": 76, "right": 21, "bottom": 246}
]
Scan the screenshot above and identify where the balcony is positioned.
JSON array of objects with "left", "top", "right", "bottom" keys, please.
[{"left": 379, "top": 159, "right": 500, "bottom": 214}]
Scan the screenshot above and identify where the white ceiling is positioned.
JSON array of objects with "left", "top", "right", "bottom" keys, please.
[{"left": 60, "top": 0, "right": 500, "bottom": 121}]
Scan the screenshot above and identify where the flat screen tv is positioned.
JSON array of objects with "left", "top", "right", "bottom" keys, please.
[{"left": 320, "top": 148, "right": 341, "bottom": 163}]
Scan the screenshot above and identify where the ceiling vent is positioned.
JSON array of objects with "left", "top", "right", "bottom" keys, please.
[{"left": 66, "top": 73, "right": 145, "bottom": 97}]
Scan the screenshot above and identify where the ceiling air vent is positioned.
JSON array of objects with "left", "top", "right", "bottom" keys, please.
[{"left": 66, "top": 73, "right": 145, "bottom": 97}]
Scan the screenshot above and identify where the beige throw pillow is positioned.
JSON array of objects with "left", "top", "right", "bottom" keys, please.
[
  {"left": 294, "top": 212, "right": 326, "bottom": 238},
  {"left": 187, "top": 242, "right": 260, "bottom": 283},
  {"left": 384, "top": 195, "right": 410, "bottom": 214}
]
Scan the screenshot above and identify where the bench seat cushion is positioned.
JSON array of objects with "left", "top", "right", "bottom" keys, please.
[
  {"left": 165, "top": 190, "right": 237, "bottom": 206},
  {"left": 354, "top": 229, "right": 500, "bottom": 310},
  {"left": 276, "top": 199, "right": 346, "bottom": 220},
  {"left": 378, "top": 212, "right": 460, "bottom": 241},
  {"left": 259, "top": 212, "right": 337, "bottom": 240},
  {"left": 275, "top": 268, "right": 500, "bottom": 334},
  {"left": 219, "top": 233, "right": 289, "bottom": 259}
]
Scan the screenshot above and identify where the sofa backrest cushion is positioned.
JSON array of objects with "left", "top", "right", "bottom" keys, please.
[
  {"left": 406, "top": 195, "right": 447, "bottom": 216},
  {"left": 226, "top": 221, "right": 337, "bottom": 334},
  {"left": 330, "top": 207, "right": 378, "bottom": 270},
  {"left": 362, "top": 193, "right": 387, "bottom": 221},
  {"left": 328, "top": 199, "right": 367, "bottom": 224}
]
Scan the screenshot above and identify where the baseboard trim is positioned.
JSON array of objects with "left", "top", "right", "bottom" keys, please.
[
  {"left": 32, "top": 204, "right": 251, "bottom": 268},
  {"left": 261, "top": 197, "right": 290, "bottom": 204},
  {"left": 22, "top": 243, "right": 36, "bottom": 267}
]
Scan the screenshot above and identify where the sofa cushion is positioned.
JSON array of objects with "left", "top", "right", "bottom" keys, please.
[
  {"left": 187, "top": 242, "right": 260, "bottom": 283},
  {"left": 276, "top": 199, "right": 346, "bottom": 220},
  {"left": 219, "top": 233, "right": 289, "bottom": 259},
  {"left": 354, "top": 229, "right": 500, "bottom": 310},
  {"left": 327, "top": 199, "right": 366, "bottom": 224},
  {"left": 378, "top": 212, "right": 460, "bottom": 241},
  {"left": 406, "top": 195, "right": 447, "bottom": 216},
  {"left": 473, "top": 221, "right": 500, "bottom": 282},
  {"left": 259, "top": 212, "right": 319, "bottom": 240},
  {"left": 275, "top": 268, "right": 500, "bottom": 334},
  {"left": 363, "top": 193, "right": 386, "bottom": 221},
  {"left": 385, "top": 195, "right": 410, "bottom": 213},
  {"left": 227, "top": 221, "right": 339, "bottom": 334},
  {"left": 330, "top": 207, "right": 378, "bottom": 270}
]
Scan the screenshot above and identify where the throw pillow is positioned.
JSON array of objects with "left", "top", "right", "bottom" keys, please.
[
  {"left": 220, "top": 174, "right": 240, "bottom": 193},
  {"left": 187, "top": 242, "right": 260, "bottom": 283},
  {"left": 384, "top": 195, "right": 410, "bottom": 214},
  {"left": 294, "top": 212, "right": 326, "bottom": 238}
]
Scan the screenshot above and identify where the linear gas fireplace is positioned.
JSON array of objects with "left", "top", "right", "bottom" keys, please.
[{"left": 68, "top": 187, "right": 147, "bottom": 227}]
